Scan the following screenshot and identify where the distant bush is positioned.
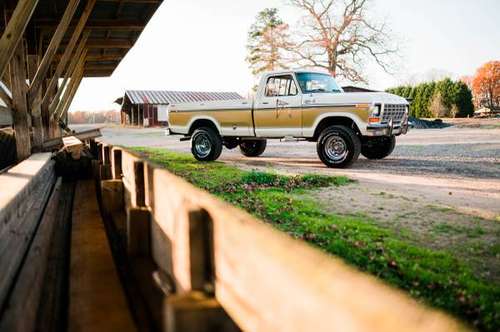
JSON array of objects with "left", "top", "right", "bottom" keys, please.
[{"left": 387, "top": 79, "right": 474, "bottom": 118}]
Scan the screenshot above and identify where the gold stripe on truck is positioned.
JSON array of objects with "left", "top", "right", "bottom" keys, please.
[{"left": 169, "top": 105, "right": 370, "bottom": 130}]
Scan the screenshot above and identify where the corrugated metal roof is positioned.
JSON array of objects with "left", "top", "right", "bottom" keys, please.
[{"left": 125, "top": 90, "right": 243, "bottom": 105}]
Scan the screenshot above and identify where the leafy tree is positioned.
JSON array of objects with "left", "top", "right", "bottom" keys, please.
[
  {"left": 472, "top": 60, "right": 500, "bottom": 110},
  {"left": 246, "top": 8, "right": 291, "bottom": 75},
  {"left": 387, "top": 79, "right": 473, "bottom": 118},
  {"left": 453, "top": 81, "right": 474, "bottom": 117}
]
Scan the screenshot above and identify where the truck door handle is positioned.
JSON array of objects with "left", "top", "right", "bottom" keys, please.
[{"left": 262, "top": 102, "right": 269, "bottom": 105}]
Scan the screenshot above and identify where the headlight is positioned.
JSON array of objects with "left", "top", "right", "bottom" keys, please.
[{"left": 371, "top": 103, "right": 382, "bottom": 117}]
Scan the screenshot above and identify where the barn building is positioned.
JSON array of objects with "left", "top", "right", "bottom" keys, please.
[{"left": 118, "top": 90, "right": 243, "bottom": 127}]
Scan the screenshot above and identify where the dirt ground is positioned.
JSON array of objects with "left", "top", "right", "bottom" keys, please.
[{"left": 84, "top": 122, "right": 500, "bottom": 281}]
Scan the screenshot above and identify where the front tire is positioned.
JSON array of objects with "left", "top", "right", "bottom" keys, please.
[
  {"left": 316, "top": 125, "right": 361, "bottom": 168},
  {"left": 239, "top": 140, "right": 267, "bottom": 157},
  {"left": 191, "top": 127, "right": 223, "bottom": 161},
  {"left": 361, "top": 136, "right": 396, "bottom": 159}
]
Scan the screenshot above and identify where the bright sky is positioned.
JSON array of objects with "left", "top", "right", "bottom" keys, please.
[{"left": 70, "top": 0, "right": 500, "bottom": 112}]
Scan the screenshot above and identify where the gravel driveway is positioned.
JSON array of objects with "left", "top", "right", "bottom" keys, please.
[{"left": 88, "top": 124, "right": 500, "bottom": 219}]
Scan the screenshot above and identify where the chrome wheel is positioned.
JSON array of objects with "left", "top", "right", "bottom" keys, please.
[
  {"left": 324, "top": 135, "right": 348, "bottom": 162},
  {"left": 193, "top": 134, "right": 212, "bottom": 158}
]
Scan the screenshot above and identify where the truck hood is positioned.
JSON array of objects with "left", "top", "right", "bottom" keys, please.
[{"left": 307, "top": 92, "right": 408, "bottom": 106}]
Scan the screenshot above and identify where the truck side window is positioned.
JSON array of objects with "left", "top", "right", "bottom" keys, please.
[
  {"left": 266, "top": 75, "right": 298, "bottom": 97},
  {"left": 265, "top": 77, "right": 277, "bottom": 97}
]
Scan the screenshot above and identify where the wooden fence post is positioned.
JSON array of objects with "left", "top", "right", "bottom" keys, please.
[
  {"left": 163, "top": 208, "right": 238, "bottom": 332},
  {"left": 112, "top": 148, "right": 123, "bottom": 180},
  {"left": 9, "top": 41, "right": 31, "bottom": 160}
]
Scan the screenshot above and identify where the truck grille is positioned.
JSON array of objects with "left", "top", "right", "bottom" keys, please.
[{"left": 382, "top": 104, "right": 406, "bottom": 124}]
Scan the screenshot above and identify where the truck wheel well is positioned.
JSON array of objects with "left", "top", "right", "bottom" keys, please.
[
  {"left": 189, "top": 119, "right": 219, "bottom": 136},
  {"left": 313, "top": 117, "right": 361, "bottom": 140}
]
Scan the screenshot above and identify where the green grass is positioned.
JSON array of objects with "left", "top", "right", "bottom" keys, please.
[{"left": 131, "top": 147, "right": 500, "bottom": 331}]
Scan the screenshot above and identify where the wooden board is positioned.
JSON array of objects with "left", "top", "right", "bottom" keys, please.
[
  {"left": 0, "top": 153, "right": 55, "bottom": 310},
  {"left": 0, "top": 178, "right": 63, "bottom": 331},
  {"left": 113, "top": 147, "right": 467, "bottom": 332},
  {"left": 69, "top": 180, "right": 136, "bottom": 332}
]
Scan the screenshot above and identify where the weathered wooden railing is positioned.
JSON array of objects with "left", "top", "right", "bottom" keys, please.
[{"left": 96, "top": 143, "right": 466, "bottom": 332}]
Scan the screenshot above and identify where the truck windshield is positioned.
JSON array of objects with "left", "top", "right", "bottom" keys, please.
[{"left": 296, "top": 72, "right": 342, "bottom": 94}]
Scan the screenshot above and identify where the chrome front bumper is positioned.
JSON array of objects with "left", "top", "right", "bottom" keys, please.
[{"left": 366, "top": 118, "right": 409, "bottom": 137}]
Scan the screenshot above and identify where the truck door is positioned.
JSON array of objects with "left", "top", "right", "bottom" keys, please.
[{"left": 254, "top": 74, "right": 302, "bottom": 137}]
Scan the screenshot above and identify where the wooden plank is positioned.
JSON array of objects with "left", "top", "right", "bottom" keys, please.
[
  {"left": 52, "top": 55, "right": 85, "bottom": 120},
  {"left": 27, "top": 55, "right": 43, "bottom": 150},
  {"left": 43, "top": 127, "right": 101, "bottom": 150},
  {"left": 35, "top": 0, "right": 97, "bottom": 110},
  {"left": 35, "top": 181, "right": 75, "bottom": 332},
  {"left": 0, "top": 178, "right": 63, "bottom": 331},
  {"left": 28, "top": 0, "right": 81, "bottom": 101},
  {"left": 46, "top": 35, "right": 89, "bottom": 114},
  {"left": 69, "top": 180, "right": 136, "bottom": 332},
  {"left": 0, "top": 0, "right": 39, "bottom": 79},
  {"left": 115, "top": 148, "right": 466, "bottom": 332},
  {"left": 62, "top": 135, "right": 84, "bottom": 159},
  {"left": 9, "top": 42, "right": 31, "bottom": 160},
  {"left": 0, "top": 153, "right": 55, "bottom": 313}
]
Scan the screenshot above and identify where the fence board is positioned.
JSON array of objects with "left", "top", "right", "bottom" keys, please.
[{"left": 110, "top": 146, "right": 466, "bottom": 332}]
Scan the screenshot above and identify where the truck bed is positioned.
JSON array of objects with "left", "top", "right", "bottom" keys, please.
[{"left": 169, "top": 98, "right": 255, "bottom": 137}]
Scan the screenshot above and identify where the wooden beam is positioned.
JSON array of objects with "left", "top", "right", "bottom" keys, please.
[
  {"left": 49, "top": 38, "right": 134, "bottom": 49},
  {"left": 0, "top": 0, "right": 39, "bottom": 79},
  {"left": 27, "top": 55, "right": 43, "bottom": 151},
  {"left": 50, "top": 51, "right": 86, "bottom": 118},
  {"left": 9, "top": 42, "right": 31, "bottom": 160},
  {"left": 32, "top": 0, "right": 97, "bottom": 110},
  {"left": 42, "top": 127, "right": 101, "bottom": 150},
  {"left": 28, "top": 0, "right": 81, "bottom": 104},
  {"left": 35, "top": 19, "right": 146, "bottom": 31},
  {"left": 54, "top": 61, "right": 85, "bottom": 121},
  {"left": 47, "top": 34, "right": 89, "bottom": 114}
]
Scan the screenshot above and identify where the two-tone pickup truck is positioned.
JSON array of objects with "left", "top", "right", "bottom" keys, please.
[{"left": 168, "top": 70, "right": 409, "bottom": 168}]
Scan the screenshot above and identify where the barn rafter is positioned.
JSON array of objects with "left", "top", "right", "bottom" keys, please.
[{"left": 0, "top": 0, "right": 163, "bottom": 160}]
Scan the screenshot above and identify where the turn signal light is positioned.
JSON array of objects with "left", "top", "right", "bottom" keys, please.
[{"left": 368, "top": 117, "right": 380, "bottom": 123}]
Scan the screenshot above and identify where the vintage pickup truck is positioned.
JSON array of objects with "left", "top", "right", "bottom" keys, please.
[{"left": 168, "top": 70, "right": 409, "bottom": 168}]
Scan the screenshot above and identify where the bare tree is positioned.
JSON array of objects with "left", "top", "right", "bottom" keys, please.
[{"left": 287, "top": 0, "right": 398, "bottom": 83}]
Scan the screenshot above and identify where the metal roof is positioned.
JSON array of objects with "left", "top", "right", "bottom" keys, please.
[{"left": 124, "top": 90, "right": 244, "bottom": 105}]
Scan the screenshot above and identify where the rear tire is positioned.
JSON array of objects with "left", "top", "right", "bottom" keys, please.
[
  {"left": 191, "top": 127, "right": 223, "bottom": 161},
  {"left": 316, "top": 125, "right": 361, "bottom": 168},
  {"left": 239, "top": 140, "right": 267, "bottom": 157},
  {"left": 361, "top": 136, "right": 396, "bottom": 159}
]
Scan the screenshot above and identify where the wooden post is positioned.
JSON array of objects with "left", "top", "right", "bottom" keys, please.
[
  {"left": 164, "top": 292, "right": 239, "bottom": 332},
  {"left": 9, "top": 42, "right": 31, "bottom": 160},
  {"left": 112, "top": 148, "right": 123, "bottom": 180},
  {"left": 133, "top": 161, "right": 145, "bottom": 207},
  {"left": 52, "top": 55, "right": 85, "bottom": 120},
  {"left": 34, "top": 0, "right": 97, "bottom": 110},
  {"left": 28, "top": 0, "right": 81, "bottom": 102},
  {"left": 27, "top": 55, "right": 43, "bottom": 151},
  {"left": 188, "top": 209, "right": 215, "bottom": 293},
  {"left": 0, "top": 0, "right": 39, "bottom": 79},
  {"left": 49, "top": 44, "right": 88, "bottom": 116},
  {"left": 127, "top": 207, "right": 151, "bottom": 257}
]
